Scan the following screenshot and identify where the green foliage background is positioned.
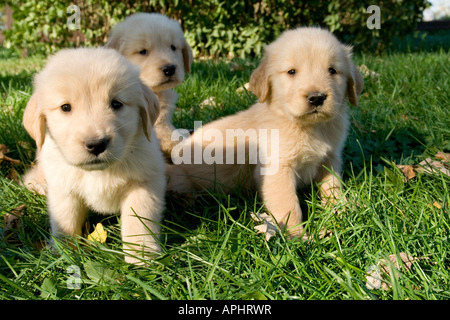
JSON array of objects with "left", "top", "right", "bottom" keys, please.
[{"left": 4, "top": 0, "right": 429, "bottom": 57}]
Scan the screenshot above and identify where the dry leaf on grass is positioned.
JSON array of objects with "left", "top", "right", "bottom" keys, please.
[
  {"left": 3, "top": 204, "right": 26, "bottom": 244},
  {"left": 236, "top": 82, "right": 250, "bottom": 94},
  {"left": 199, "top": 96, "right": 218, "bottom": 109},
  {"left": 365, "top": 265, "right": 382, "bottom": 290},
  {"left": 0, "top": 144, "right": 22, "bottom": 167},
  {"left": 250, "top": 212, "right": 279, "bottom": 241},
  {"left": 417, "top": 157, "right": 450, "bottom": 176},
  {"left": 357, "top": 64, "right": 380, "bottom": 78},
  {"left": 250, "top": 212, "right": 333, "bottom": 242},
  {"left": 432, "top": 202, "right": 442, "bottom": 209},
  {"left": 366, "top": 252, "right": 428, "bottom": 291},
  {"left": 435, "top": 151, "right": 450, "bottom": 163},
  {"left": 396, "top": 152, "right": 450, "bottom": 181},
  {"left": 0, "top": 144, "right": 23, "bottom": 183},
  {"left": 3, "top": 204, "right": 26, "bottom": 231},
  {"left": 396, "top": 164, "right": 416, "bottom": 181},
  {"left": 87, "top": 223, "right": 108, "bottom": 243}
]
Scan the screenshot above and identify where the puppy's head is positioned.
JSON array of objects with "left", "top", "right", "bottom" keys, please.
[
  {"left": 23, "top": 48, "right": 159, "bottom": 170},
  {"left": 250, "top": 27, "right": 363, "bottom": 124},
  {"left": 106, "top": 13, "right": 193, "bottom": 92}
]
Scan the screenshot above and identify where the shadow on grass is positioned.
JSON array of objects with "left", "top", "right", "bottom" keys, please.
[
  {"left": 389, "top": 29, "right": 450, "bottom": 54},
  {"left": 344, "top": 125, "right": 427, "bottom": 175}
]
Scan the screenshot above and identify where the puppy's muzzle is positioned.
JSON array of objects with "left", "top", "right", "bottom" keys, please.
[
  {"left": 162, "top": 64, "right": 176, "bottom": 77},
  {"left": 307, "top": 92, "right": 327, "bottom": 107},
  {"left": 85, "top": 137, "right": 111, "bottom": 156}
]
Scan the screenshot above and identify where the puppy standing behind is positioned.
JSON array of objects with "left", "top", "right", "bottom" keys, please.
[
  {"left": 106, "top": 12, "right": 193, "bottom": 157},
  {"left": 168, "top": 27, "right": 364, "bottom": 237},
  {"left": 23, "top": 48, "right": 166, "bottom": 264}
]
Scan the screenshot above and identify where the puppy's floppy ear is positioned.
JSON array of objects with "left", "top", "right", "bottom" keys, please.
[
  {"left": 249, "top": 56, "right": 271, "bottom": 103},
  {"left": 182, "top": 39, "right": 193, "bottom": 74},
  {"left": 345, "top": 47, "right": 364, "bottom": 107},
  {"left": 23, "top": 93, "right": 46, "bottom": 149},
  {"left": 105, "top": 32, "right": 123, "bottom": 52},
  {"left": 139, "top": 83, "right": 160, "bottom": 142}
]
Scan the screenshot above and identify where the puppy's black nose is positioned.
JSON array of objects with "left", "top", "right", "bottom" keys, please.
[
  {"left": 85, "top": 137, "right": 110, "bottom": 156},
  {"left": 162, "top": 64, "right": 176, "bottom": 77},
  {"left": 307, "top": 92, "right": 327, "bottom": 107}
]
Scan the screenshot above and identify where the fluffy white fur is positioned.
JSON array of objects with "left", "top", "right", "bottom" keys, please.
[
  {"left": 23, "top": 48, "right": 166, "bottom": 264},
  {"left": 168, "top": 27, "right": 364, "bottom": 237}
]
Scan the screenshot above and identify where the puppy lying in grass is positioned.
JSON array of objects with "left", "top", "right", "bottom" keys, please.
[
  {"left": 168, "top": 27, "right": 363, "bottom": 238},
  {"left": 23, "top": 48, "right": 166, "bottom": 264}
]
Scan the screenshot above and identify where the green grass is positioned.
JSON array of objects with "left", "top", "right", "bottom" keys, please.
[{"left": 0, "top": 40, "right": 449, "bottom": 300}]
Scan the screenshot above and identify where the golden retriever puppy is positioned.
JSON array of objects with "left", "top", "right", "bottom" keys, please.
[
  {"left": 22, "top": 48, "right": 166, "bottom": 264},
  {"left": 168, "top": 27, "right": 363, "bottom": 237},
  {"left": 105, "top": 12, "right": 193, "bottom": 157}
]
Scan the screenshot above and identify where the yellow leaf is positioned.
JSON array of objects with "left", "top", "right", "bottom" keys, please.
[
  {"left": 433, "top": 202, "right": 442, "bottom": 209},
  {"left": 87, "top": 223, "right": 108, "bottom": 243}
]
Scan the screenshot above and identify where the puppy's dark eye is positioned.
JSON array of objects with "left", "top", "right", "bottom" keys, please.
[
  {"left": 111, "top": 100, "right": 123, "bottom": 110},
  {"left": 287, "top": 69, "right": 296, "bottom": 75},
  {"left": 328, "top": 67, "right": 337, "bottom": 75},
  {"left": 61, "top": 104, "right": 72, "bottom": 113},
  {"left": 139, "top": 49, "right": 148, "bottom": 55},
  {"left": 170, "top": 45, "right": 176, "bottom": 51}
]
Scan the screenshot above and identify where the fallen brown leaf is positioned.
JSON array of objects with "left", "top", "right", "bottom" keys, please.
[
  {"left": 4, "top": 204, "right": 26, "bottom": 230},
  {"left": 379, "top": 252, "right": 416, "bottom": 274},
  {"left": 3, "top": 204, "right": 26, "bottom": 244},
  {"left": 396, "top": 153, "right": 450, "bottom": 181},
  {"left": 250, "top": 212, "right": 278, "bottom": 241},
  {"left": 396, "top": 164, "right": 416, "bottom": 181},
  {"left": 366, "top": 252, "right": 429, "bottom": 291},
  {"left": 6, "top": 167, "right": 20, "bottom": 183},
  {"left": 435, "top": 151, "right": 450, "bottom": 163},
  {"left": 417, "top": 157, "right": 450, "bottom": 177},
  {"left": 0, "top": 144, "right": 22, "bottom": 167}
]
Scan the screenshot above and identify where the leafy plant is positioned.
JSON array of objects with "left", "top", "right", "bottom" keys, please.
[{"left": 4, "top": 0, "right": 430, "bottom": 57}]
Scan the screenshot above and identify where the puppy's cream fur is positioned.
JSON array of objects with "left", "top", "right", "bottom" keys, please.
[
  {"left": 106, "top": 13, "right": 193, "bottom": 156},
  {"left": 23, "top": 48, "right": 166, "bottom": 264},
  {"left": 168, "top": 27, "right": 363, "bottom": 237}
]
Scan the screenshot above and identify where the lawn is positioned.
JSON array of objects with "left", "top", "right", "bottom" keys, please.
[{"left": 0, "top": 33, "right": 449, "bottom": 300}]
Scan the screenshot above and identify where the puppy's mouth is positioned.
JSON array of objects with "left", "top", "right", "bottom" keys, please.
[
  {"left": 160, "top": 78, "right": 175, "bottom": 85},
  {"left": 79, "top": 158, "right": 113, "bottom": 171},
  {"left": 298, "top": 107, "right": 333, "bottom": 122},
  {"left": 301, "top": 107, "right": 321, "bottom": 117},
  {"left": 306, "top": 108, "right": 320, "bottom": 115},
  {"left": 156, "top": 76, "right": 181, "bottom": 88}
]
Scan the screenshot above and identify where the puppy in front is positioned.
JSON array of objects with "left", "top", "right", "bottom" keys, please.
[
  {"left": 23, "top": 48, "right": 166, "bottom": 264},
  {"left": 168, "top": 27, "right": 363, "bottom": 237},
  {"left": 106, "top": 13, "right": 193, "bottom": 157}
]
